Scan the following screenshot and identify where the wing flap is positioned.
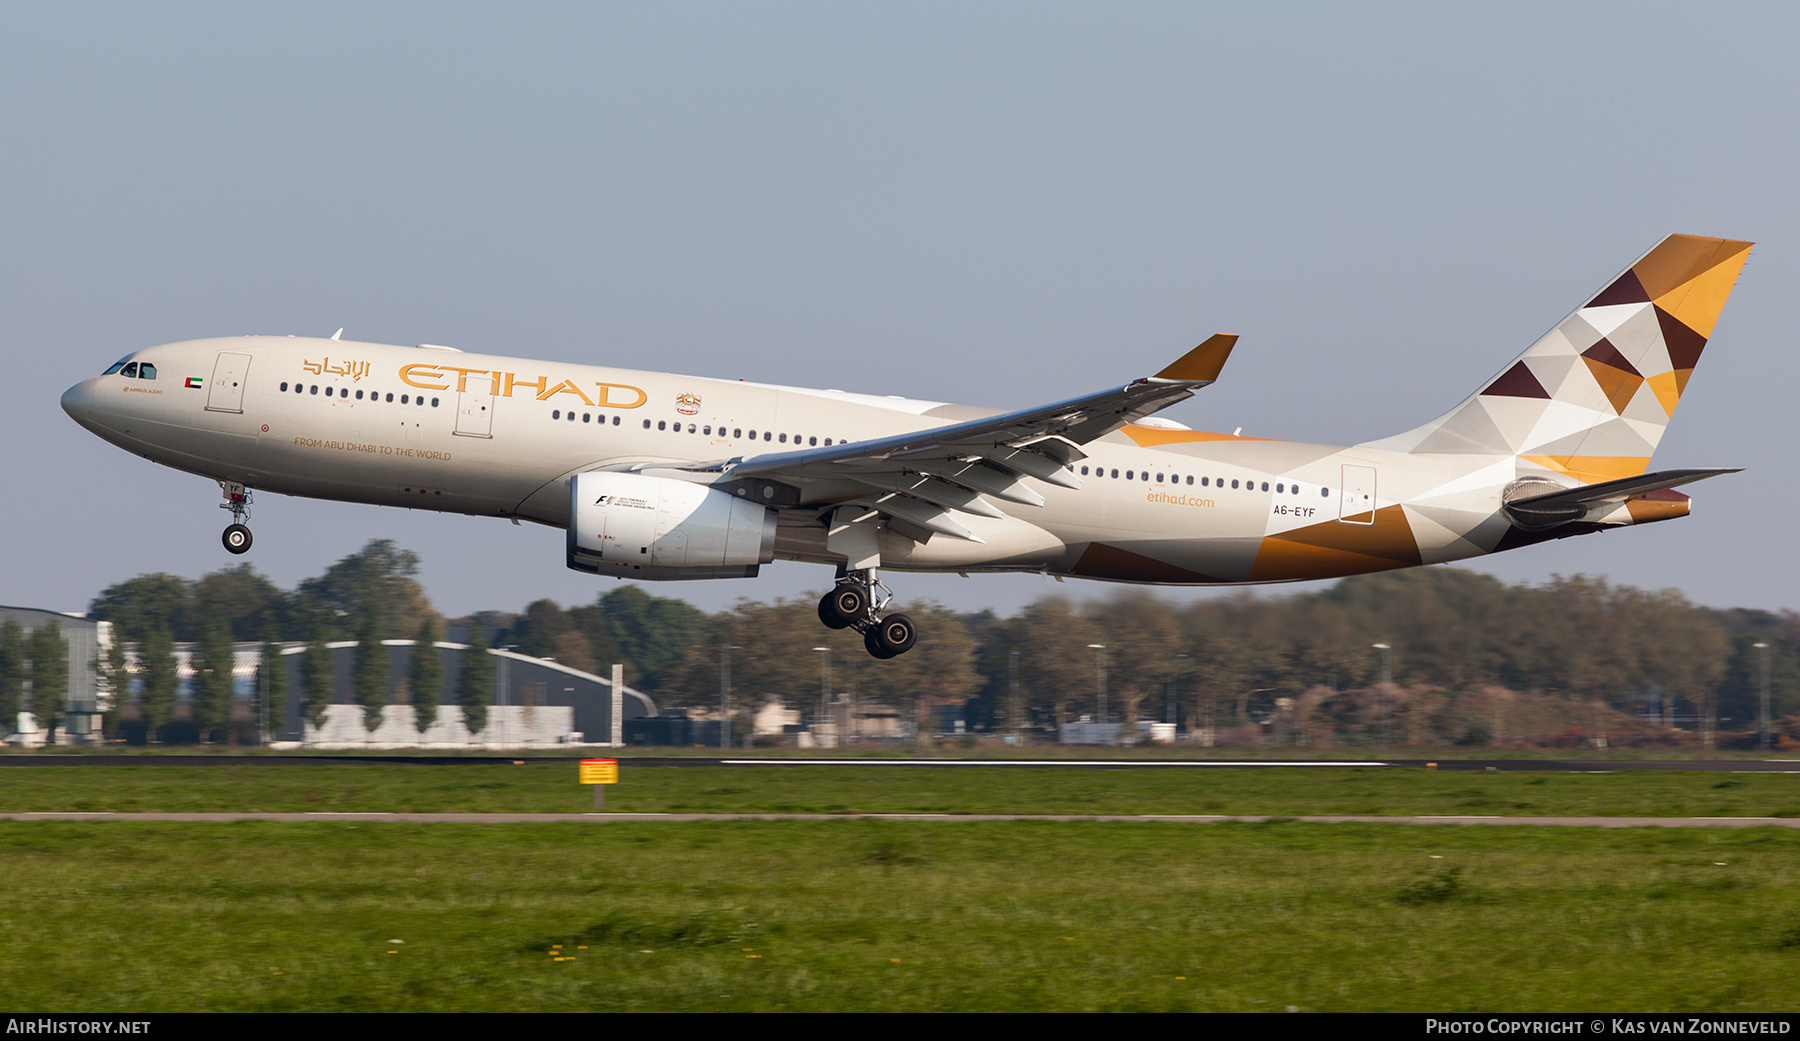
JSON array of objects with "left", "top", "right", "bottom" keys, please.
[{"left": 857, "top": 472, "right": 1007, "bottom": 519}]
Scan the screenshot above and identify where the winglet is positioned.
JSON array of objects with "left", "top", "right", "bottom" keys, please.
[{"left": 1154, "top": 334, "right": 1238, "bottom": 382}]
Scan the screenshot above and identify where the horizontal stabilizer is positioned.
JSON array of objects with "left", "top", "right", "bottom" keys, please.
[{"left": 1504, "top": 467, "right": 1739, "bottom": 528}]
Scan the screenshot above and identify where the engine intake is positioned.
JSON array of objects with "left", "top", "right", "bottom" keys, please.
[{"left": 566, "top": 471, "right": 777, "bottom": 580}]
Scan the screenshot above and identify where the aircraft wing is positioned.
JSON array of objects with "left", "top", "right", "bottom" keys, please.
[{"left": 674, "top": 335, "right": 1237, "bottom": 541}]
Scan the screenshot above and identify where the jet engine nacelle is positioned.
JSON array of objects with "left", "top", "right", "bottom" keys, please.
[{"left": 567, "top": 471, "right": 777, "bottom": 580}]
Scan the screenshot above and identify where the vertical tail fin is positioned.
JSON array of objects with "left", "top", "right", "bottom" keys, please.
[{"left": 1365, "top": 234, "right": 1752, "bottom": 484}]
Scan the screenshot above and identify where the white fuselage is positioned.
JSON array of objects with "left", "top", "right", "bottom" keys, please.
[{"left": 62, "top": 335, "right": 1532, "bottom": 584}]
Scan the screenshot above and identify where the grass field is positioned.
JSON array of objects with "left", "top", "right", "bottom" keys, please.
[
  {"left": 3, "top": 820, "right": 1799, "bottom": 1011},
  {"left": 6, "top": 763, "right": 1800, "bottom": 1011},
  {"left": 3, "top": 762, "right": 1800, "bottom": 817}
]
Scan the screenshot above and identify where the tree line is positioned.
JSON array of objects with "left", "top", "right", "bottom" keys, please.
[{"left": 77, "top": 540, "right": 1799, "bottom": 746}]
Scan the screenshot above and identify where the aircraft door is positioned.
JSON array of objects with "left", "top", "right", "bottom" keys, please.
[
  {"left": 204, "top": 353, "right": 252, "bottom": 413},
  {"left": 1339, "top": 465, "right": 1376, "bottom": 525},
  {"left": 455, "top": 387, "right": 493, "bottom": 437}
]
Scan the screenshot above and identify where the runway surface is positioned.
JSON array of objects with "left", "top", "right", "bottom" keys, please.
[
  {"left": 3, "top": 755, "right": 1799, "bottom": 771},
  {"left": 4, "top": 812, "right": 1799, "bottom": 827}
]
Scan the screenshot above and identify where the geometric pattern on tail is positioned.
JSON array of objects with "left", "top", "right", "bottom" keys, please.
[{"left": 1366, "top": 234, "right": 1751, "bottom": 484}]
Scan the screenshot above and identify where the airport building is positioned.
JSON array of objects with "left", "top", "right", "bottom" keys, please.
[
  {"left": 259, "top": 640, "right": 656, "bottom": 748},
  {"left": 0, "top": 604, "right": 656, "bottom": 747},
  {"left": 0, "top": 605, "right": 111, "bottom": 743}
]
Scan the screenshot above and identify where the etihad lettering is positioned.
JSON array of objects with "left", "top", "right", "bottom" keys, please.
[
  {"left": 397, "top": 365, "right": 647, "bottom": 407},
  {"left": 438, "top": 365, "right": 498, "bottom": 393},
  {"left": 537, "top": 379, "right": 595, "bottom": 405},
  {"left": 596, "top": 383, "right": 647, "bottom": 408},
  {"left": 398, "top": 364, "right": 451, "bottom": 391}
]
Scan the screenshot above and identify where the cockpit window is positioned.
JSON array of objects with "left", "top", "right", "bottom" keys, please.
[
  {"left": 120, "top": 362, "right": 139, "bottom": 378},
  {"left": 103, "top": 360, "right": 129, "bottom": 375},
  {"left": 137, "top": 363, "right": 156, "bottom": 380}
]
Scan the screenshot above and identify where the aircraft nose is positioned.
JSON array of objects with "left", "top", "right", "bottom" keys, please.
[{"left": 61, "top": 378, "right": 99, "bottom": 428}]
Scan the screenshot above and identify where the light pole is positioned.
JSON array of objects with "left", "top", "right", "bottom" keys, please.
[
  {"left": 1372, "top": 642, "right": 1392, "bottom": 747},
  {"left": 1009, "top": 650, "right": 1020, "bottom": 741},
  {"left": 1167, "top": 652, "right": 1189, "bottom": 729},
  {"left": 1755, "top": 641, "right": 1770, "bottom": 752},
  {"left": 720, "top": 644, "right": 740, "bottom": 750},
  {"left": 1087, "top": 644, "right": 1107, "bottom": 727},
  {"left": 813, "top": 646, "right": 831, "bottom": 747}
]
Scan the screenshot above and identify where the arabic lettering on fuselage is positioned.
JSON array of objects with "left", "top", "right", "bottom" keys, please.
[
  {"left": 395, "top": 363, "right": 648, "bottom": 408},
  {"left": 301, "top": 357, "right": 372, "bottom": 381}
]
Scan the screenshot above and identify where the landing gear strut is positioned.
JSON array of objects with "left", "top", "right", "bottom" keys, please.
[
  {"left": 817, "top": 570, "right": 918, "bottom": 659},
  {"left": 219, "top": 482, "right": 253, "bottom": 555}
]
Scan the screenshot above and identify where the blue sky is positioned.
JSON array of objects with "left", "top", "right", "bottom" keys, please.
[{"left": 5, "top": 3, "right": 1795, "bottom": 619}]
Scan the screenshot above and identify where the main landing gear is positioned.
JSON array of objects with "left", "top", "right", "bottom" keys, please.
[
  {"left": 817, "top": 570, "right": 918, "bottom": 659},
  {"left": 219, "top": 481, "right": 254, "bottom": 555}
]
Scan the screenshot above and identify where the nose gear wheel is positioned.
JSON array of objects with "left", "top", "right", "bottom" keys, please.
[{"left": 218, "top": 482, "right": 254, "bottom": 555}]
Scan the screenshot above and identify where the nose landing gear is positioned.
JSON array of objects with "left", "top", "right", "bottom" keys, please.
[
  {"left": 222, "top": 523, "right": 253, "bottom": 554},
  {"left": 816, "top": 570, "right": 918, "bottom": 659},
  {"left": 219, "top": 482, "right": 254, "bottom": 555}
]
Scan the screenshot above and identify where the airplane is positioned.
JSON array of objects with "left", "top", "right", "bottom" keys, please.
[{"left": 62, "top": 234, "right": 1751, "bottom": 658}]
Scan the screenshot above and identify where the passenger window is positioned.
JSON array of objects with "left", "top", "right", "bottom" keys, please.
[
  {"left": 734, "top": 428, "right": 742, "bottom": 438},
  {"left": 1231, "top": 479, "right": 1239, "bottom": 489},
  {"left": 809, "top": 436, "right": 817, "bottom": 446},
  {"left": 385, "top": 393, "right": 393, "bottom": 402},
  {"left": 780, "top": 433, "right": 787, "bottom": 443},
  {"left": 1261, "top": 482, "right": 1269, "bottom": 492},
  {"left": 1110, "top": 469, "right": 1119, "bottom": 479},
  {"left": 280, "top": 382, "right": 289, "bottom": 392},
  {"left": 658, "top": 420, "right": 666, "bottom": 430},
  {"left": 401, "top": 394, "right": 409, "bottom": 404},
  {"left": 311, "top": 385, "right": 319, "bottom": 395},
  {"left": 1156, "top": 473, "right": 1164, "bottom": 483},
  {"left": 553, "top": 410, "right": 561, "bottom": 420},
  {"left": 434, "top": 398, "right": 441, "bottom": 407},
  {"left": 1276, "top": 483, "right": 1283, "bottom": 493},
  {"left": 584, "top": 414, "right": 591, "bottom": 423}
]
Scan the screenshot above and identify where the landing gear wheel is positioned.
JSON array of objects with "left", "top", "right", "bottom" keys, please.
[
  {"left": 866, "top": 613, "right": 917, "bottom": 659},
  {"left": 222, "top": 523, "right": 253, "bottom": 555},
  {"left": 818, "top": 586, "right": 866, "bottom": 630}
]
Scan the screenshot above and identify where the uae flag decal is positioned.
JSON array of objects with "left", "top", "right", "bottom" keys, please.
[{"left": 185, "top": 376, "right": 204, "bottom": 389}]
